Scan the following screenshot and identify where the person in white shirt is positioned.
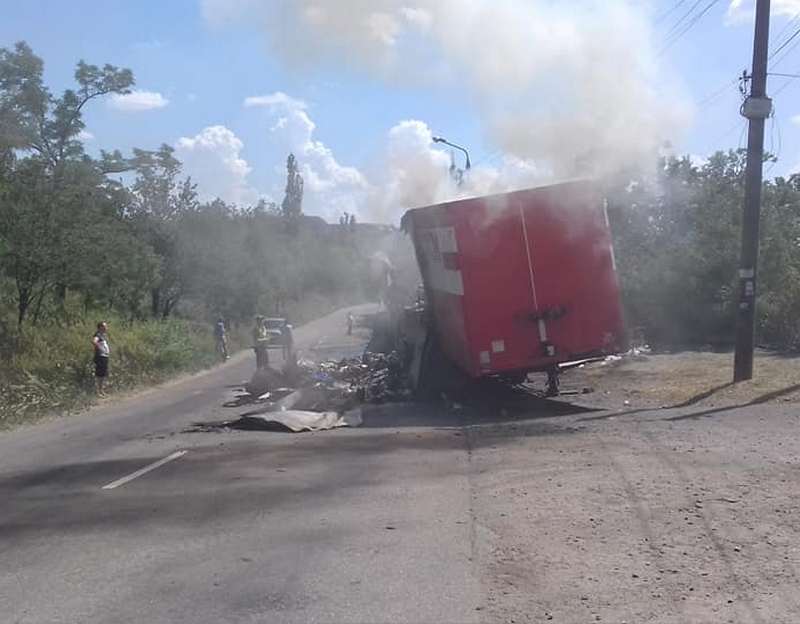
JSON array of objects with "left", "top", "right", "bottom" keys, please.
[{"left": 92, "top": 321, "right": 110, "bottom": 396}]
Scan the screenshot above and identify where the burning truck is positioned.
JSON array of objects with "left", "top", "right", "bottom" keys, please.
[
  {"left": 400, "top": 180, "right": 626, "bottom": 396},
  {"left": 235, "top": 180, "right": 625, "bottom": 419}
]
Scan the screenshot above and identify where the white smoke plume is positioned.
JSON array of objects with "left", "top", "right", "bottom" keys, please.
[
  {"left": 204, "top": 0, "right": 690, "bottom": 220},
  {"left": 368, "top": 119, "right": 545, "bottom": 222}
]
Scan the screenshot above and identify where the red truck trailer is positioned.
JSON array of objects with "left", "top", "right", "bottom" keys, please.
[{"left": 401, "top": 180, "right": 625, "bottom": 394}]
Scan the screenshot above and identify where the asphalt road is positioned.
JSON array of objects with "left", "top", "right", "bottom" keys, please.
[
  {"left": 4, "top": 304, "right": 800, "bottom": 623},
  {"left": 1, "top": 305, "right": 480, "bottom": 624}
]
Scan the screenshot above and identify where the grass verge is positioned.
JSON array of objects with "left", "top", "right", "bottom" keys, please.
[{"left": 0, "top": 315, "right": 245, "bottom": 430}]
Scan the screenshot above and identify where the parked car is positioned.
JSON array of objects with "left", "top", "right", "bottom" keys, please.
[{"left": 263, "top": 317, "right": 289, "bottom": 345}]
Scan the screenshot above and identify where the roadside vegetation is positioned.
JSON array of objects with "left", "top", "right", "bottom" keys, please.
[
  {"left": 0, "top": 42, "right": 392, "bottom": 426},
  {"left": 608, "top": 152, "right": 800, "bottom": 351},
  {"left": 0, "top": 313, "right": 239, "bottom": 428}
]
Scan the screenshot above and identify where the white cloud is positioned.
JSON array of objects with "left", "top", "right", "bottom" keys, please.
[
  {"left": 77, "top": 129, "right": 94, "bottom": 141},
  {"left": 246, "top": 91, "right": 370, "bottom": 220},
  {"left": 792, "top": 114, "right": 800, "bottom": 126},
  {"left": 175, "top": 125, "right": 258, "bottom": 206},
  {"left": 243, "top": 92, "right": 307, "bottom": 109},
  {"left": 727, "top": 0, "right": 800, "bottom": 22},
  {"left": 109, "top": 90, "right": 169, "bottom": 112},
  {"left": 725, "top": 0, "right": 750, "bottom": 22}
]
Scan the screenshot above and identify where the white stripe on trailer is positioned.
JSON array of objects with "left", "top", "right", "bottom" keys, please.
[
  {"left": 518, "top": 205, "right": 539, "bottom": 310},
  {"left": 603, "top": 200, "right": 619, "bottom": 274},
  {"left": 519, "top": 205, "right": 547, "bottom": 342}
]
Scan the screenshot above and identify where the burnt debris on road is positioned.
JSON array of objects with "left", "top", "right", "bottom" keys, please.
[{"left": 190, "top": 349, "right": 412, "bottom": 434}]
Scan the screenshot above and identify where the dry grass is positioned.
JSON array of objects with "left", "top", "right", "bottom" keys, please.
[{"left": 572, "top": 350, "right": 800, "bottom": 410}]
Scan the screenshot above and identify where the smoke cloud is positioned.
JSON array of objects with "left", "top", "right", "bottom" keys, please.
[
  {"left": 366, "top": 119, "right": 546, "bottom": 222},
  {"left": 204, "top": 0, "right": 691, "bottom": 221}
]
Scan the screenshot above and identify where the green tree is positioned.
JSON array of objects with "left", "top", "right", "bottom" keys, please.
[
  {"left": 0, "top": 41, "right": 135, "bottom": 325},
  {"left": 281, "top": 153, "right": 303, "bottom": 235},
  {"left": 609, "top": 150, "right": 800, "bottom": 350},
  {"left": 128, "top": 145, "right": 198, "bottom": 318}
]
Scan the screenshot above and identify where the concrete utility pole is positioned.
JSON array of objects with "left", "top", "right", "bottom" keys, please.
[{"left": 733, "top": 0, "right": 771, "bottom": 383}]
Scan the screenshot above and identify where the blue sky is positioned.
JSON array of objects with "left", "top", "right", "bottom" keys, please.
[{"left": 1, "top": 1, "right": 799, "bottom": 221}]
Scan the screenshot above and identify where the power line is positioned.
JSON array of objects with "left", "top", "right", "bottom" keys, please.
[
  {"left": 697, "top": 77, "right": 740, "bottom": 108},
  {"left": 655, "top": 0, "right": 690, "bottom": 25},
  {"left": 771, "top": 55, "right": 800, "bottom": 96},
  {"left": 659, "top": 0, "right": 721, "bottom": 56},
  {"left": 738, "top": 119, "right": 748, "bottom": 151},
  {"left": 772, "top": 69, "right": 800, "bottom": 96},
  {"left": 771, "top": 11, "right": 800, "bottom": 50},
  {"left": 769, "top": 25, "right": 800, "bottom": 60},
  {"left": 662, "top": 0, "right": 706, "bottom": 40},
  {"left": 764, "top": 109, "right": 781, "bottom": 177},
  {"left": 769, "top": 29, "right": 800, "bottom": 68}
]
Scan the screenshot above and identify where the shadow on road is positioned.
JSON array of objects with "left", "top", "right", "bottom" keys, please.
[
  {"left": 665, "top": 382, "right": 800, "bottom": 421},
  {"left": 576, "top": 381, "right": 800, "bottom": 424},
  {"left": 0, "top": 456, "right": 157, "bottom": 492},
  {"left": 0, "top": 452, "right": 366, "bottom": 540},
  {"left": 576, "top": 381, "right": 742, "bottom": 423},
  {"left": 1, "top": 387, "right": 600, "bottom": 540},
  {"left": 671, "top": 382, "right": 735, "bottom": 408}
]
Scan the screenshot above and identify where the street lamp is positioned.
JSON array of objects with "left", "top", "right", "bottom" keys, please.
[{"left": 432, "top": 136, "right": 471, "bottom": 171}]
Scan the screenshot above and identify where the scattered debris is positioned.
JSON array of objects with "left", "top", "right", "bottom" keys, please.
[
  {"left": 601, "top": 345, "right": 651, "bottom": 366},
  {"left": 292, "top": 351, "right": 412, "bottom": 404},
  {"left": 245, "top": 366, "right": 291, "bottom": 396},
  {"left": 191, "top": 351, "right": 411, "bottom": 434}
]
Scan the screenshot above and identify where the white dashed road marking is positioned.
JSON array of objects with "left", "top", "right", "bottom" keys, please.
[{"left": 101, "top": 450, "right": 187, "bottom": 490}]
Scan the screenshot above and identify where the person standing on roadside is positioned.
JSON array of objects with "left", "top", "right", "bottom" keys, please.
[
  {"left": 92, "top": 321, "right": 110, "bottom": 396},
  {"left": 214, "top": 317, "right": 229, "bottom": 361},
  {"left": 252, "top": 315, "right": 269, "bottom": 369}
]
